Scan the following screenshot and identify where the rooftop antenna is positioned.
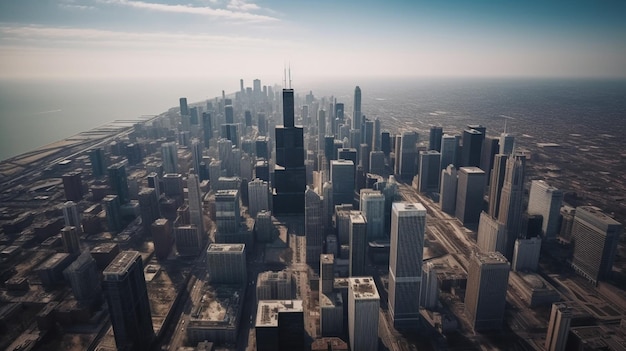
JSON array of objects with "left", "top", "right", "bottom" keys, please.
[
  {"left": 288, "top": 63, "right": 292, "bottom": 89},
  {"left": 283, "top": 63, "right": 287, "bottom": 89}
]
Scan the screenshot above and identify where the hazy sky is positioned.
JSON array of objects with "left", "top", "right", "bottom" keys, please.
[{"left": 1, "top": 0, "right": 625, "bottom": 80}]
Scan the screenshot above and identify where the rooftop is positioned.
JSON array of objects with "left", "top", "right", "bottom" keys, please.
[
  {"left": 189, "top": 284, "right": 243, "bottom": 328},
  {"left": 349, "top": 277, "right": 380, "bottom": 300},
  {"left": 475, "top": 251, "right": 509, "bottom": 266},
  {"left": 38, "top": 253, "right": 70, "bottom": 270},
  {"left": 103, "top": 251, "right": 140, "bottom": 277},
  {"left": 459, "top": 166, "right": 485, "bottom": 174},
  {"left": 255, "top": 300, "right": 303, "bottom": 327},
  {"left": 207, "top": 243, "right": 245, "bottom": 253}
]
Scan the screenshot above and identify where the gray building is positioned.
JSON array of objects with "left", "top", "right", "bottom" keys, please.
[
  {"left": 256, "top": 270, "right": 294, "bottom": 302},
  {"left": 389, "top": 202, "right": 426, "bottom": 329},
  {"left": 476, "top": 212, "right": 506, "bottom": 255},
  {"left": 248, "top": 178, "right": 271, "bottom": 218},
  {"left": 464, "top": 251, "right": 510, "bottom": 332},
  {"left": 359, "top": 189, "right": 385, "bottom": 241},
  {"left": 305, "top": 187, "right": 324, "bottom": 266},
  {"left": 439, "top": 165, "right": 457, "bottom": 215},
  {"left": 398, "top": 131, "right": 418, "bottom": 181},
  {"left": 418, "top": 150, "right": 441, "bottom": 193},
  {"left": 545, "top": 302, "right": 572, "bottom": 351},
  {"left": 63, "top": 251, "right": 101, "bottom": 304},
  {"left": 215, "top": 189, "right": 240, "bottom": 234},
  {"left": 455, "top": 167, "right": 485, "bottom": 226},
  {"left": 527, "top": 180, "right": 563, "bottom": 241},
  {"left": 497, "top": 154, "right": 526, "bottom": 259},
  {"left": 349, "top": 212, "right": 368, "bottom": 277},
  {"left": 512, "top": 237, "right": 542, "bottom": 272},
  {"left": 330, "top": 159, "right": 355, "bottom": 206},
  {"left": 348, "top": 277, "right": 380, "bottom": 351},
  {"left": 207, "top": 243, "right": 246, "bottom": 285}
]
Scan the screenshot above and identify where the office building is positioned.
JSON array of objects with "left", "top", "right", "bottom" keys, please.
[
  {"left": 62, "top": 201, "right": 81, "bottom": 231},
  {"left": 190, "top": 138, "right": 202, "bottom": 174},
  {"left": 273, "top": 89, "right": 306, "bottom": 215},
  {"left": 320, "top": 254, "right": 335, "bottom": 294},
  {"left": 497, "top": 154, "right": 526, "bottom": 259},
  {"left": 215, "top": 189, "right": 240, "bottom": 234},
  {"left": 179, "top": 97, "right": 189, "bottom": 116},
  {"left": 398, "top": 131, "right": 418, "bottom": 181},
  {"left": 248, "top": 178, "right": 271, "bottom": 218},
  {"left": 420, "top": 261, "right": 439, "bottom": 310},
  {"left": 461, "top": 128, "right": 484, "bottom": 167},
  {"left": 369, "top": 150, "right": 385, "bottom": 175},
  {"left": 464, "top": 251, "right": 510, "bottom": 332},
  {"left": 161, "top": 142, "right": 178, "bottom": 174},
  {"left": 207, "top": 243, "right": 246, "bottom": 285},
  {"left": 151, "top": 218, "right": 173, "bottom": 260},
  {"left": 480, "top": 137, "right": 499, "bottom": 183},
  {"left": 174, "top": 225, "right": 202, "bottom": 256},
  {"left": 187, "top": 170, "right": 204, "bottom": 236},
  {"left": 477, "top": 211, "right": 507, "bottom": 254},
  {"left": 317, "top": 109, "right": 326, "bottom": 151},
  {"left": 322, "top": 181, "right": 334, "bottom": 232},
  {"left": 381, "top": 131, "right": 391, "bottom": 156},
  {"left": 256, "top": 300, "right": 304, "bottom": 351},
  {"left": 202, "top": 112, "right": 213, "bottom": 147},
  {"left": 256, "top": 271, "right": 294, "bottom": 302},
  {"left": 61, "top": 226, "right": 81, "bottom": 255},
  {"left": 360, "top": 190, "right": 385, "bottom": 241},
  {"left": 349, "top": 212, "right": 368, "bottom": 277},
  {"left": 439, "top": 165, "right": 457, "bottom": 214},
  {"left": 545, "top": 302, "right": 572, "bottom": 351},
  {"left": 305, "top": 187, "right": 324, "bottom": 266},
  {"left": 103, "top": 194, "right": 123, "bottom": 233},
  {"left": 440, "top": 134, "right": 458, "bottom": 169},
  {"left": 320, "top": 292, "right": 344, "bottom": 338},
  {"left": 389, "top": 202, "right": 426, "bottom": 328},
  {"left": 62, "top": 171, "right": 84, "bottom": 201},
  {"left": 138, "top": 188, "right": 160, "bottom": 237},
  {"left": 418, "top": 150, "right": 441, "bottom": 193},
  {"left": 89, "top": 148, "right": 107, "bottom": 177},
  {"left": 224, "top": 104, "right": 234, "bottom": 123},
  {"left": 103, "top": 251, "right": 154, "bottom": 351},
  {"left": 348, "top": 277, "right": 379, "bottom": 351},
  {"left": 570, "top": 206, "right": 623, "bottom": 285},
  {"left": 512, "top": 237, "right": 542, "bottom": 272},
  {"left": 63, "top": 251, "right": 101, "bottom": 305},
  {"left": 221, "top": 123, "right": 239, "bottom": 148},
  {"left": 255, "top": 210, "right": 274, "bottom": 243},
  {"left": 499, "top": 133, "right": 515, "bottom": 155},
  {"left": 330, "top": 159, "right": 355, "bottom": 206},
  {"left": 528, "top": 180, "right": 563, "bottom": 241},
  {"left": 487, "top": 154, "right": 508, "bottom": 218},
  {"left": 429, "top": 126, "right": 443, "bottom": 152},
  {"left": 353, "top": 86, "right": 362, "bottom": 130},
  {"left": 455, "top": 167, "right": 485, "bottom": 226}
]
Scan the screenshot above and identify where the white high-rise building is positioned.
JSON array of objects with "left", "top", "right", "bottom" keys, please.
[
  {"left": 348, "top": 277, "right": 379, "bottom": 351},
  {"left": 527, "top": 180, "right": 563, "bottom": 241},
  {"left": 248, "top": 178, "right": 271, "bottom": 218},
  {"left": 477, "top": 211, "right": 507, "bottom": 254},
  {"left": 439, "top": 165, "right": 457, "bottom": 214},
  {"left": 545, "top": 302, "right": 572, "bottom": 351},
  {"left": 389, "top": 202, "right": 426, "bottom": 328}
]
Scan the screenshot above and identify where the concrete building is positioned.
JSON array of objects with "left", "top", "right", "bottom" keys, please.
[
  {"left": 455, "top": 167, "right": 485, "bottom": 226},
  {"left": 420, "top": 261, "right": 439, "bottom": 310},
  {"left": 161, "top": 142, "right": 178, "bottom": 174},
  {"left": 61, "top": 226, "right": 81, "bottom": 255},
  {"left": 512, "top": 237, "right": 542, "bottom": 272},
  {"left": 151, "top": 218, "right": 173, "bottom": 260},
  {"left": 348, "top": 277, "right": 380, "bottom": 351},
  {"left": 103, "top": 251, "right": 154, "bottom": 351},
  {"left": 305, "top": 187, "right": 324, "bottom": 266},
  {"left": 254, "top": 210, "right": 274, "bottom": 243},
  {"left": 175, "top": 224, "right": 202, "bottom": 256},
  {"left": 369, "top": 150, "right": 385, "bottom": 176},
  {"left": 497, "top": 154, "right": 526, "bottom": 260},
  {"left": 398, "top": 131, "right": 418, "bottom": 181},
  {"left": 330, "top": 159, "right": 355, "bottom": 207},
  {"left": 476, "top": 212, "right": 506, "bottom": 254},
  {"left": 464, "top": 251, "right": 510, "bottom": 332},
  {"left": 62, "top": 171, "right": 84, "bottom": 202},
  {"left": 439, "top": 165, "right": 457, "bottom": 215},
  {"left": 440, "top": 133, "right": 458, "bottom": 170},
  {"left": 571, "top": 206, "right": 623, "bottom": 285},
  {"left": 256, "top": 300, "right": 304, "bottom": 351},
  {"left": 187, "top": 284, "right": 244, "bottom": 345},
  {"left": 418, "top": 150, "right": 441, "bottom": 193},
  {"left": 63, "top": 252, "right": 101, "bottom": 305},
  {"left": 320, "top": 292, "right": 344, "bottom": 337},
  {"left": 320, "top": 254, "right": 335, "bottom": 295},
  {"left": 256, "top": 271, "right": 294, "bottom": 302},
  {"left": 187, "top": 170, "right": 205, "bottom": 236},
  {"left": 359, "top": 189, "right": 385, "bottom": 241},
  {"left": 138, "top": 188, "right": 160, "bottom": 237},
  {"left": 389, "top": 202, "right": 426, "bottom": 328},
  {"left": 248, "top": 178, "right": 271, "bottom": 218},
  {"left": 215, "top": 189, "right": 240, "bottom": 234},
  {"left": 545, "top": 302, "right": 572, "bottom": 351},
  {"left": 349, "top": 212, "right": 368, "bottom": 277},
  {"left": 527, "top": 180, "right": 563, "bottom": 241},
  {"left": 207, "top": 243, "right": 246, "bottom": 285},
  {"left": 62, "top": 201, "right": 81, "bottom": 232}
]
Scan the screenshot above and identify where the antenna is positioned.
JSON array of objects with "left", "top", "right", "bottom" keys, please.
[
  {"left": 504, "top": 119, "right": 507, "bottom": 134},
  {"left": 283, "top": 64, "right": 286, "bottom": 88},
  {"left": 288, "top": 63, "right": 292, "bottom": 89}
]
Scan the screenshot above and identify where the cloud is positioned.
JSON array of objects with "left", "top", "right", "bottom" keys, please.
[{"left": 101, "top": 0, "right": 278, "bottom": 22}]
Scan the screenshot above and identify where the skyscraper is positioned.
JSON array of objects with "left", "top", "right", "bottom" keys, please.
[
  {"left": 107, "top": 164, "right": 129, "bottom": 204},
  {"left": 487, "top": 154, "right": 508, "bottom": 218},
  {"left": 545, "top": 302, "right": 572, "bottom": 351},
  {"left": 418, "top": 150, "right": 441, "bottom": 193},
  {"left": 461, "top": 128, "right": 483, "bottom": 167},
  {"left": 61, "top": 226, "right": 81, "bottom": 254},
  {"left": 499, "top": 132, "right": 515, "bottom": 155},
  {"left": 440, "top": 133, "right": 458, "bottom": 169},
  {"left": 202, "top": 112, "right": 213, "bottom": 147},
  {"left": 570, "top": 206, "right": 623, "bottom": 285},
  {"left": 179, "top": 97, "right": 189, "bottom": 116},
  {"left": 103, "top": 251, "right": 154, "bottom": 351},
  {"left": 89, "top": 148, "right": 107, "bottom": 177},
  {"left": 348, "top": 212, "right": 367, "bottom": 277},
  {"left": 527, "top": 180, "right": 563, "bottom": 241},
  {"left": 353, "top": 86, "right": 362, "bottom": 130},
  {"left": 273, "top": 89, "right": 306, "bottom": 215},
  {"left": 360, "top": 190, "right": 385, "bottom": 241},
  {"left": 512, "top": 237, "right": 541, "bottom": 272},
  {"left": 439, "top": 165, "right": 457, "bottom": 215},
  {"left": 305, "top": 187, "right": 323, "bottom": 266},
  {"left": 389, "top": 202, "right": 426, "bottom": 329},
  {"left": 161, "top": 142, "right": 178, "bottom": 174},
  {"left": 103, "top": 194, "right": 122, "bottom": 233},
  {"left": 398, "top": 131, "right": 418, "bottom": 181},
  {"left": 455, "top": 167, "right": 486, "bottom": 226},
  {"left": 317, "top": 109, "right": 326, "bottom": 152},
  {"left": 62, "top": 201, "right": 81, "bottom": 231},
  {"left": 138, "top": 188, "right": 160, "bottom": 237},
  {"left": 248, "top": 178, "right": 271, "bottom": 218},
  {"left": 64, "top": 251, "right": 101, "bottom": 305},
  {"left": 476, "top": 211, "right": 506, "bottom": 254},
  {"left": 62, "top": 171, "right": 84, "bottom": 202},
  {"left": 224, "top": 104, "right": 234, "bottom": 124},
  {"left": 215, "top": 189, "right": 240, "bottom": 234},
  {"left": 191, "top": 138, "right": 202, "bottom": 174},
  {"left": 206, "top": 243, "right": 246, "bottom": 285},
  {"left": 497, "top": 154, "right": 526, "bottom": 259},
  {"left": 348, "top": 277, "right": 379, "bottom": 351},
  {"left": 151, "top": 218, "right": 173, "bottom": 260},
  {"left": 464, "top": 251, "right": 510, "bottom": 332},
  {"left": 429, "top": 126, "right": 443, "bottom": 152},
  {"left": 330, "top": 159, "right": 355, "bottom": 206},
  {"left": 187, "top": 170, "right": 204, "bottom": 236}
]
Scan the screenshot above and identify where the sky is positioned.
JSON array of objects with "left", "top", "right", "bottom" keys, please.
[{"left": 0, "top": 0, "right": 625, "bottom": 81}]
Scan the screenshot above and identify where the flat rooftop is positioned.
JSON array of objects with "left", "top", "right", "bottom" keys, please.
[
  {"left": 38, "top": 253, "right": 70, "bottom": 270},
  {"left": 475, "top": 251, "right": 509, "bottom": 266},
  {"left": 348, "top": 277, "right": 379, "bottom": 300},
  {"left": 459, "top": 166, "right": 485, "bottom": 174},
  {"left": 189, "top": 284, "right": 243, "bottom": 328},
  {"left": 207, "top": 243, "right": 245, "bottom": 253},
  {"left": 392, "top": 202, "right": 426, "bottom": 215},
  {"left": 103, "top": 250, "right": 139, "bottom": 277},
  {"left": 255, "top": 300, "right": 303, "bottom": 327}
]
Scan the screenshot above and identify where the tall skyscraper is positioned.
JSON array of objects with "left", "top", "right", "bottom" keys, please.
[
  {"left": 305, "top": 187, "right": 323, "bottom": 266},
  {"left": 398, "top": 131, "right": 418, "bottom": 181},
  {"left": 418, "top": 150, "right": 441, "bottom": 193},
  {"left": 62, "top": 171, "right": 84, "bottom": 202},
  {"left": 103, "top": 194, "right": 122, "bottom": 233},
  {"left": 497, "top": 154, "right": 526, "bottom": 259},
  {"left": 455, "top": 167, "right": 486, "bottom": 226},
  {"left": 320, "top": 254, "right": 335, "bottom": 295},
  {"left": 429, "top": 126, "right": 443, "bottom": 152},
  {"left": 330, "top": 159, "right": 355, "bottom": 206},
  {"left": 190, "top": 138, "right": 202, "bottom": 174},
  {"left": 348, "top": 212, "right": 367, "bottom": 277},
  {"left": 179, "top": 97, "right": 189, "bottom": 116},
  {"left": 248, "top": 178, "right": 271, "bottom": 218},
  {"left": 479, "top": 137, "right": 499, "bottom": 182},
  {"left": 151, "top": 218, "right": 173, "bottom": 260},
  {"left": 64, "top": 251, "right": 101, "bottom": 305},
  {"left": 360, "top": 190, "right": 385, "bottom": 241},
  {"left": 439, "top": 165, "right": 457, "bottom": 215},
  {"left": 499, "top": 132, "right": 515, "bottom": 155},
  {"left": 317, "top": 109, "right": 326, "bottom": 152},
  {"left": 215, "top": 189, "right": 240, "bottom": 234},
  {"left": 89, "top": 148, "right": 107, "bottom": 177},
  {"left": 202, "top": 112, "right": 213, "bottom": 147},
  {"left": 103, "top": 251, "right": 154, "bottom": 351},
  {"left": 570, "top": 206, "right": 623, "bottom": 285},
  {"left": 440, "top": 133, "right": 458, "bottom": 169},
  {"left": 461, "top": 128, "right": 483, "bottom": 167},
  {"left": 464, "top": 251, "right": 510, "bottom": 332},
  {"left": 62, "top": 201, "right": 81, "bottom": 231},
  {"left": 161, "top": 142, "right": 178, "bottom": 174},
  {"left": 224, "top": 104, "right": 234, "bottom": 124},
  {"left": 61, "top": 226, "right": 81, "bottom": 254},
  {"left": 353, "top": 86, "right": 362, "bottom": 130},
  {"left": 545, "top": 302, "right": 573, "bottom": 351},
  {"left": 187, "top": 170, "right": 204, "bottom": 236},
  {"left": 389, "top": 202, "right": 426, "bottom": 329},
  {"left": 487, "top": 154, "right": 508, "bottom": 218},
  {"left": 348, "top": 277, "right": 379, "bottom": 351},
  {"left": 476, "top": 211, "right": 506, "bottom": 254},
  {"left": 206, "top": 243, "right": 246, "bottom": 285},
  {"left": 512, "top": 237, "right": 541, "bottom": 272},
  {"left": 107, "top": 164, "right": 129, "bottom": 204},
  {"left": 420, "top": 261, "right": 439, "bottom": 310},
  {"left": 273, "top": 89, "right": 306, "bottom": 215},
  {"left": 527, "top": 180, "right": 564, "bottom": 241},
  {"left": 369, "top": 150, "right": 385, "bottom": 176},
  {"left": 138, "top": 188, "right": 160, "bottom": 237}
]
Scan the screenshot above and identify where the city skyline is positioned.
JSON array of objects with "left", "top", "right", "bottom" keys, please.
[{"left": 1, "top": 0, "right": 625, "bottom": 80}]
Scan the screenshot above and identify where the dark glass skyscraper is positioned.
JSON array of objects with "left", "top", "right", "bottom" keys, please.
[
  {"left": 353, "top": 86, "right": 362, "bottom": 130},
  {"left": 273, "top": 89, "right": 305, "bottom": 215},
  {"left": 107, "top": 163, "right": 129, "bottom": 204}
]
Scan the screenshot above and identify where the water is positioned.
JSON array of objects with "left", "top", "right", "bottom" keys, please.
[{"left": 1, "top": 77, "right": 625, "bottom": 161}]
